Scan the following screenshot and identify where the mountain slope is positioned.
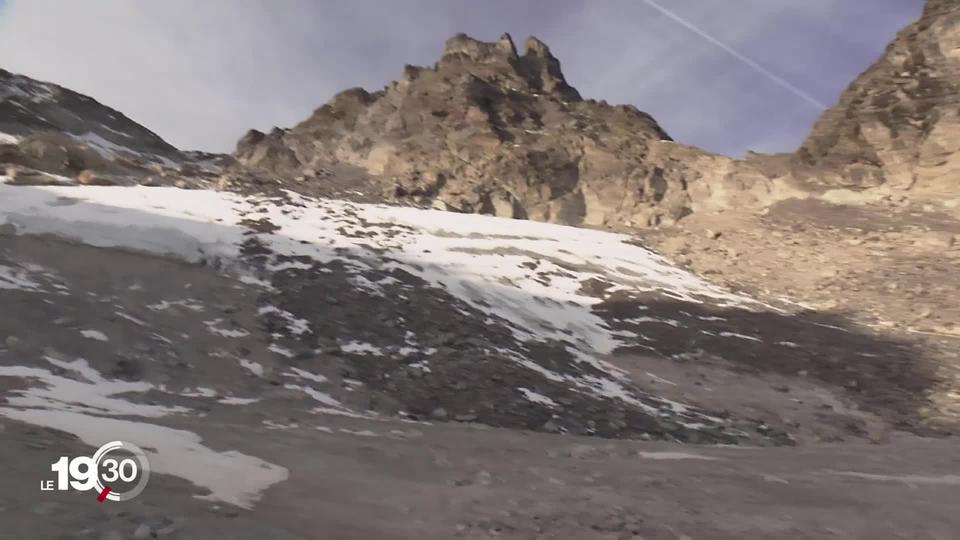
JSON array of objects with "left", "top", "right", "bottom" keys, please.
[
  {"left": 790, "top": 0, "right": 960, "bottom": 191},
  {"left": 1, "top": 5, "right": 960, "bottom": 537},
  {"left": 3, "top": 180, "right": 941, "bottom": 443},
  {"left": 0, "top": 182, "right": 770, "bottom": 443},
  {"left": 0, "top": 68, "right": 179, "bottom": 157},
  {"left": 1, "top": 181, "right": 953, "bottom": 539},
  {"left": 0, "top": 68, "right": 225, "bottom": 186},
  {"left": 0, "top": 2, "right": 953, "bottom": 444}
]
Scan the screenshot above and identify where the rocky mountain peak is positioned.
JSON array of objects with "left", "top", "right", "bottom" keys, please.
[
  {"left": 497, "top": 32, "right": 521, "bottom": 57},
  {"left": 231, "top": 32, "right": 763, "bottom": 229},
  {"left": 442, "top": 32, "right": 519, "bottom": 63},
  {"left": 523, "top": 35, "right": 551, "bottom": 57},
  {"left": 227, "top": 2, "right": 956, "bottom": 229},
  {"left": 435, "top": 33, "right": 580, "bottom": 101},
  {"left": 519, "top": 35, "right": 581, "bottom": 101}
]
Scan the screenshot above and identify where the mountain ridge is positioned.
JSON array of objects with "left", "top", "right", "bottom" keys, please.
[
  {"left": 229, "top": 31, "right": 777, "bottom": 229},
  {"left": 3, "top": 2, "right": 957, "bottom": 226}
]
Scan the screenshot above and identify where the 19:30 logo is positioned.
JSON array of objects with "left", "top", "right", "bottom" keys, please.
[{"left": 42, "top": 441, "right": 151, "bottom": 502}]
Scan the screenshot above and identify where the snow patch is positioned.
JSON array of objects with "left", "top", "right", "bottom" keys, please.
[
  {"left": 0, "top": 364, "right": 186, "bottom": 418},
  {"left": 285, "top": 367, "right": 327, "bottom": 383},
  {"left": 217, "top": 396, "right": 261, "bottom": 405},
  {"left": 635, "top": 451, "right": 720, "bottom": 461},
  {"left": 828, "top": 471, "right": 960, "bottom": 486},
  {"left": 115, "top": 311, "right": 147, "bottom": 326},
  {"left": 262, "top": 420, "right": 298, "bottom": 430},
  {"left": 339, "top": 428, "right": 378, "bottom": 437},
  {"left": 283, "top": 384, "right": 342, "bottom": 407},
  {"left": 518, "top": 388, "right": 558, "bottom": 407},
  {"left": 258, "top": 305, "right": 311, "bottom": 335},
  {"left": 340, "top": 340, "right": 385, "bottom": 356},
  {"left": 42, "top": 356, "right": 104, "bottom": 383},
  {"left": 718, "top": 331, "right": 763, "bottom": 342},
  {"left": 181, "top": 387, "right": 218, "bottom": 398},
  {"left": 239, "top": 359, "right": 264, "bottom": 377},
  {"left": 79, "top": 329, "right": 109, "bottom": 342},
  {"left": 407, "top": 361, "right": 432, "bottom": 373},
  {"left": 147, "top": 299, "right": 205, "bottom": 312},
  {"left": 268, "top": 343, "right": 295, "bottom": 358},
  {"left": 645, "top": 372, "right": 679, "bottom": 386},
  {"left": 204, "top": 319, "right": 250, "bottom": 338}
]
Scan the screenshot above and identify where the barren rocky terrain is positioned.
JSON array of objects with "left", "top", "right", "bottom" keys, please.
[
  {"left": 2, "top": 0, "right": 960, "bottom": 538},
  {"left": 2, "top": 230, "right": 958, "bottom": 539}
]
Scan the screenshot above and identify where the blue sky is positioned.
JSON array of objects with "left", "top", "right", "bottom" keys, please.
[{"left": 0, "top": 1, "right": 925, "bottom": 156}]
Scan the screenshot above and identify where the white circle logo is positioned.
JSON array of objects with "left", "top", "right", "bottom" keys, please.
[{"left": 91, "top": 440, "right": 151, "bottom": 502}]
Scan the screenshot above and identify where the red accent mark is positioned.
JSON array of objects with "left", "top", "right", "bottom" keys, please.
[{"left": 97, "top": 486, "right": 111, "bottom": 502}]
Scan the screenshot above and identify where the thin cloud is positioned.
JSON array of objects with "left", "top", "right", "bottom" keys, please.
[{"left": 640, "top": 0, "right": 828, "bottom": 111}]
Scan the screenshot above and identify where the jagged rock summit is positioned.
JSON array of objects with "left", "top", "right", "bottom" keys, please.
[
  {"left": 438, "top": 33, "right": 582, "bottom": 102},
  {"left": 234, "top": 33, "right": 775, "bottom": 228}
]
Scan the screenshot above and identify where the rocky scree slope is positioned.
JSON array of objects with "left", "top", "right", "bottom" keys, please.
[
  {"left": 1, "top": 1, "right": 958, "bottom": 440},
  {"left": 1, "top": 182, "right": 830, "bottom": 445}
]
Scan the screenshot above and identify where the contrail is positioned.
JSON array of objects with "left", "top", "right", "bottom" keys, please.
[{"left": 641, "top": 0, "right": 828, "bottom": 110}]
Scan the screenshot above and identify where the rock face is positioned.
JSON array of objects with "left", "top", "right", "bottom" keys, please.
[
  {"left": 234, "top": 2, "right": 960, "bottom": 226},
  {"left": 790, "top": 0, "right": 960, "bottom": 191},
  {"left": 234, "top": 33, "right": 775, "bottom": 228}
]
